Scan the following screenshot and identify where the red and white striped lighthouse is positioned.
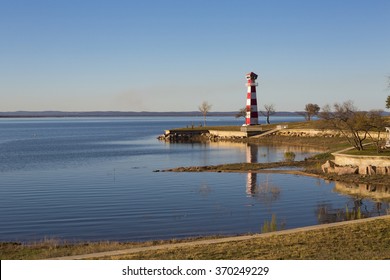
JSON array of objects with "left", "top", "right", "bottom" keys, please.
[{"left": 245, "top": 72, "right": 259, "bottom": 125}]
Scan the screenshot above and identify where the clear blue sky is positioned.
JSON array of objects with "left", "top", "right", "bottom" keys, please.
[{"left": 1, "top": 0, "right": 389, "bottom": 112}]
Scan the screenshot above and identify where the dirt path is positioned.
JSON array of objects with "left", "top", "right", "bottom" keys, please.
[{"left": 48, "top": 215, "right": 390, "bottom": 260}]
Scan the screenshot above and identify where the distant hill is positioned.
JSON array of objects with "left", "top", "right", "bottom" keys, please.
[{"left": 0, "top": 111, "right": 303, "bottom": 118}]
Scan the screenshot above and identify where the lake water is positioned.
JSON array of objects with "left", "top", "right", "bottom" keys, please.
[{"left": 0, "top": 116, "right": 388, "bottom": 242}]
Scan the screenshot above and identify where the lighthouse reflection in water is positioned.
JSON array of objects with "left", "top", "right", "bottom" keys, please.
[
  {"left": 245, "top": 144, "right": 282, "bottom": 206},
  {"left": 246, "top": 144, "right": 259, "bottom": 196}
]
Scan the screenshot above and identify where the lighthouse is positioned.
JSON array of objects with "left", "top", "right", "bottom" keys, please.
[{"left": 245, "top": 72, "right": 259, "bottom": 126}]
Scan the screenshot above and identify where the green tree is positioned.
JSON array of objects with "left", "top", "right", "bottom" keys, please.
[
  {"left": 304, "top": 103, "right": 320, "bottom": 121},
  {"left": 386, "top": 96, "right": 390, "bottom": 109}
]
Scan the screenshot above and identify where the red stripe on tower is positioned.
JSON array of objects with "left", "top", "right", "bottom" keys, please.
[{"left": 245, "top": 72, "right": 259, "bottom": 125}]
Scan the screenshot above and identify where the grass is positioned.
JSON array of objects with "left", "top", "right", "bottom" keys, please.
[
  {"left": 258, "top": 119, "right": 337, "bottom": 130},
  {"left": 163, "top": 160, "right": 310, "bottom": 173},
  {"left": 343, "top": 144, "right": 390, "bottom": 156},
  {"left": 0, "top": 238, "right": 212, "bottom": 260},
  {"left": 100, "top": 217, "right": 390, "bottom": 260},
  {"left": 345, "top": 206, "right": 362, "bottom": 220},
  {"left": 261, "top": 214, "right": 286, "bottom": 233},
  {"left": 284, "top": 151, "right": 296, "bottom": 161},
  {"left": 0, "top": 240, "right": 128, "bottom": 260},
  {"left": 1, "top": 217, "right": 389, "bottom": 260}
]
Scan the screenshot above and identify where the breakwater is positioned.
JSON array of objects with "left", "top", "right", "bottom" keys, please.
[
  {"left": 157, "top": 129, "right": 209, "bottom": 142},
  {"left": 158, "top": 127, "right": 270, "bottom": 142},
  {"left": 158, "top": 126, "right": 342, "bottom": 142}
]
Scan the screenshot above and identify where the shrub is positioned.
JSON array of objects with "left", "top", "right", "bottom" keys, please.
[{"left": 284, "top": 151, "right": 296, "bottom": 162}]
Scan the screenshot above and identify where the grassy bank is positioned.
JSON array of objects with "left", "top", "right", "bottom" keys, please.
[
  {"left": 1, "top": 216, "right": 389, "bottom": 260},
  {"left": 109, "top": 217, "right": 390, "bottom": 260}
]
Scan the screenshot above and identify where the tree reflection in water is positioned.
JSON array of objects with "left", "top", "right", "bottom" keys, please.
[
  {"left": 334, "top": 181, "right": 390, "bottom": 201},
  {"left": 317, "top": 181, "right": 390, "bottom": 223},
  {"left": 316, "top": 198, "right": 388, "bottom": 224}
]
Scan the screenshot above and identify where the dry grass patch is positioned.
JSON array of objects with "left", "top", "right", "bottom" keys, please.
[
  {"left": 2, "top": 218, "right": 389, "bottom": 260},
  {"left": 0, "top": 236, "right": 228, "bottom": 260},
  {"left": 103, "top": 218, "right": 390, "bottom": 260}
]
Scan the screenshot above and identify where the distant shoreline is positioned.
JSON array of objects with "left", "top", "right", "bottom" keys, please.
[{"left": 0, "top": 111, "right": 304, "bottom": 118}]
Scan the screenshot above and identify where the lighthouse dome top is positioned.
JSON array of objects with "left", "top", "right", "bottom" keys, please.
[{"left": 246, "top": 72, "right": 258, "bottom": 80}]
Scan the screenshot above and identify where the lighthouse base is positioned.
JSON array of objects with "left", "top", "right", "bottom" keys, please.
[{"left": 240, "top": 126, "right": 263, "bottom": 137}]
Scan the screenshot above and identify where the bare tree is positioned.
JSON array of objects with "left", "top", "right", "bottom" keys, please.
[
  {"left": 320, "top": 101, "right": 386, "bottom": 151},
  {"left": 235, "top": 107, "right": 247, "bottom": 119},
  {"left": 304, "top": 103, "right": 320, "bottom": 121},
  {"left": 320, "top": 101, "right": 364, "bottom": 150},
  {"left": 198, "top": 101, "right": 212, "bottom": 127},
  {"left": 366, "top": 110, "right": 387, "bottom": 152},
  {"left": 260, "top": 104, "right": 276, "bottom": 124}
]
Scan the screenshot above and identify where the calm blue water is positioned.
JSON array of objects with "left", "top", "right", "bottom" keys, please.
[{"left": 0, "top": 116, "right": 388, "bottom": 242}]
